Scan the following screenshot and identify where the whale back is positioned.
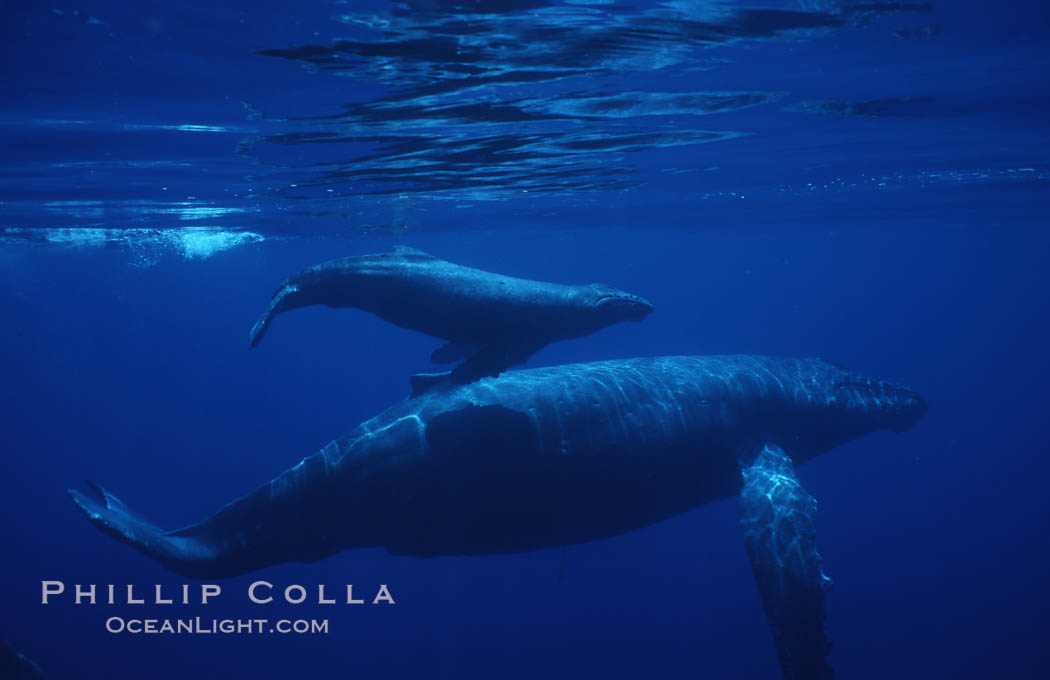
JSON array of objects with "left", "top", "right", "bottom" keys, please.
[
  {"left": 327, "top": 355, "right": 925, "bottom": 556},
  {"left": 337, "top": 355, "right": 925, "bottom": 465}
]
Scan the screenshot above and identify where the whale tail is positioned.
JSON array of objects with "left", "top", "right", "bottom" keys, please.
[
  {"left": 71, "top": 450, "right": 342, "bottom": 578},
  {"left": 248, "top": 284, "right": 300, "bottom": 349},
  {"left": 0, "top": 639, "right": 46, "bottom": 680},
  {"left": 69, "top": 483, "right": 214, "bottom": 577}
]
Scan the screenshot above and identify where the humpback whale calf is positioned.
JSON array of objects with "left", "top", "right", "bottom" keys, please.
[
  {"left": 70, "top": 355, "right": 924, "bottom": 679},
  {"left": 248, "top": 247, "right": 653, "bottom": 384}
]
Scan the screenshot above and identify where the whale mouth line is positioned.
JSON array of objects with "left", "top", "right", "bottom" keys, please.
[
  {"left": 833, "top": 377, "right": 906, "bottom": 401},
  {"left": 835, "top": 376, "right": 909, "bottom": 394},
  {"left": 596, "top": 294, "right": 653, "bottom": 309},
  {"left": 832, "top": 377, "right": 928, "bottom": 430}
]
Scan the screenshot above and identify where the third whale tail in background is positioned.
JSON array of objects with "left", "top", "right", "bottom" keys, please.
[
  {"left": 248, "top": 246, "right": 653, "bottom": 384},
  {"left": 70, "top": 354, "right": 925, "bottom": 680},
  {"left": 0, "top": 640, "right": 46, "bottom": 680}
]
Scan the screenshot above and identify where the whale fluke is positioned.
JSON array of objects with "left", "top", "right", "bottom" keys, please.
[
  {"left": 69, "top": 483, "right": 211, "bottom": 577},
  {"left": 249, "top": 284, "right": 301, "bottom": 348}
]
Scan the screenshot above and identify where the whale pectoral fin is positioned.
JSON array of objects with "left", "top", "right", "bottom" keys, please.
[
  {"left": 449, "top": 342, "right": 547, "bottom": 385},
  {"left": 738, "top": 443, "right": 834, "bottom": 680},
  {"left": 431, "top": 342, "right": 477, "bottom": 364}
]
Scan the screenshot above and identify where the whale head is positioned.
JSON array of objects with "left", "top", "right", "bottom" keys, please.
[
  {"left": 826, "top": 364, "right": 928, "bottom": 433},
  {"left": 715, "top": 357, "right": 926, "bottom": 464},
  {"left": 585, "top": 284, "right": 654, "bottom": 323},
  {"left": 770, "top": 358, "right": 928, "bottom": 462}
]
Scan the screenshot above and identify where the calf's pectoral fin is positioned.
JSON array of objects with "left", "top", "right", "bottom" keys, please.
[
  {"left": 449, "top": 341, "right": 548, "bottom": 385},
  {"left": 431, "top": 342, "right": 478, "bottom": 364},
  {"left": 738, "top": 443, "right": 834, "bottom": 680}
]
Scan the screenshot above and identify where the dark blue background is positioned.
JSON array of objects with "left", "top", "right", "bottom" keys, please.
[{"left": 2, "top": 1, "right": 1049, "bottom": 678}]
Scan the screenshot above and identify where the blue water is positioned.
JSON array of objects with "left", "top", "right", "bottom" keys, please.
[{"left": 2, "top": 1, "right": 1049, "bottom": 678}]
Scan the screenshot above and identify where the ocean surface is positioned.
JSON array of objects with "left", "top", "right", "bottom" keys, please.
[{"left": 2, "top": 1, "right": 1049, "bottom": 678}]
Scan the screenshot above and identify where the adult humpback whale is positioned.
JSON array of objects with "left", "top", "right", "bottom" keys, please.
[
  {"left": 248, "top": 247, "right": 653, "bottom": 384},
  {"left": 70, "top": 355, "right": 925, "bottom": 679}
]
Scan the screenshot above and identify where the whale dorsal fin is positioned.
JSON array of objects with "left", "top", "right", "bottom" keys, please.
[
  {"left": 409, "top": 371, "right": 453, "bottom": 398},
  {"left": 393, "top": 245, "right": 434, "bottom": 258}
]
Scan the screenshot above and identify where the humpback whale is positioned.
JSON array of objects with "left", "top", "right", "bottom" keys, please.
[
  {"left": 70, "top": 355, "right": 924, "bottom": 679},
  {"left": 248, "top": 247, "right": 653, "bottom": 384}
]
